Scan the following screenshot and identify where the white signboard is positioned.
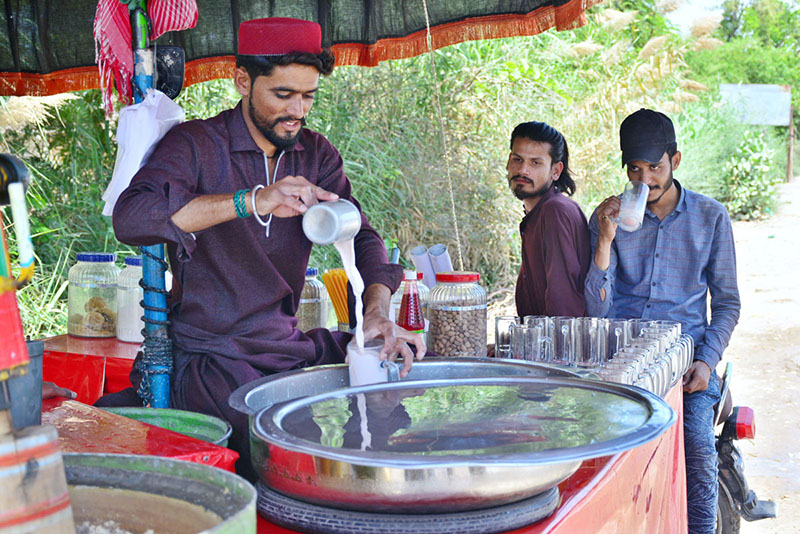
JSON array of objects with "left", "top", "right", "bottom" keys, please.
[{"left": 719, "top": 84, "right": 792, "bottom": 126}]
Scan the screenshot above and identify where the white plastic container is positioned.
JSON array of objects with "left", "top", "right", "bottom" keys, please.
[{"left": 116, "top": 256, "right": 144, "bottom": 343}]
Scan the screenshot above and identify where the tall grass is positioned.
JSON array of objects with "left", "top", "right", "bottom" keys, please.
[{"left": 1, "top": 90, "right": 130, "bottom": 337}]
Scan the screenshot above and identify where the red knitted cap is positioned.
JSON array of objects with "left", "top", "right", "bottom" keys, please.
[{"left": 238, "top": 17, "right": 322, "bottom": 56}]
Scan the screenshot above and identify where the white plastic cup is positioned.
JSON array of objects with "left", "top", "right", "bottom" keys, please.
[
  {"left": 302, "top": 199, "right": 362, "bottom": 245},
  {"left": 428, "top": 244, "right": 453, "bottom": 273},
  {"left": 410, "top": 245, "right": 436, "bottom": 289},
  {"left": 616, "top": 181, "right": 649, "bottom": 232},
  {"left": 347, "top": 340, "right": 389, "bottom": 386}
]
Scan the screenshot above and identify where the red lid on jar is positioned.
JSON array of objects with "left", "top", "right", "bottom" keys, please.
[{"left": 435, "top": 271, "right": 480, "bottom": 283}]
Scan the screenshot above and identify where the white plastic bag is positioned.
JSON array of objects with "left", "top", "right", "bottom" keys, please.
[{"left": 102, "top": 88, "right": 185, "bottom": 216}]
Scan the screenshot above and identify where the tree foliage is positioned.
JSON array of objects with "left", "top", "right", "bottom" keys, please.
[
  {"left": 691, "top": 0, "right": 800, "bottom": 126},
  {"left": 719, "top": 0, "right": 800, "bottom": 48}
]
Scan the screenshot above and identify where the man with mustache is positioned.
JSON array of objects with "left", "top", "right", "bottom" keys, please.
[
  {"left": 507, "top": 121, "right": 591, "bottom": 317},
  {"left": 585, "top": 109, "right": 740, "bottom": 534},
  {"left": 104, "top": 18, "right": 424, "bottom": 479}
]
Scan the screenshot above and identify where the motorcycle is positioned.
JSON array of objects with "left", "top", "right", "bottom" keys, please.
[{"left": 715, "top": 362, "right": 776, "bottom": 534}]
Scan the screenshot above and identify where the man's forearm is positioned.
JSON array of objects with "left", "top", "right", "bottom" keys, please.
[
  {"left": 697, "top": 298, "right": 740, "bottom": 370},
  {"left": 171, "top": 193, "right": 246, "bottom": 233},
  {"left": 363, "top": 283, "right": 391, "bottom": 318},
  {"left": 593, "top": 236, "right": 613, "bottom": 271}
]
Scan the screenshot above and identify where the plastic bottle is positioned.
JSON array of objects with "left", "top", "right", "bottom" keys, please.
[
  {"left": 390, "top": 272, "right": 429, "bottom": 323},
  {"left": 117, "top": 256, "right": 144, "bottom": 343},
  {"left": 397, "top": 270, "right": 425, "bottom": 333}
]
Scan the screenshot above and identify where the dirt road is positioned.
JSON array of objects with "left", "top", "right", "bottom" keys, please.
[{"left": 726, "top": 180, "right": 800, "bottom": 533}]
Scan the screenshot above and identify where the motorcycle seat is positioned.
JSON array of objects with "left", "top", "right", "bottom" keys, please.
[{"left": 714, "top": 387, "right": 733, "bottom": 427}]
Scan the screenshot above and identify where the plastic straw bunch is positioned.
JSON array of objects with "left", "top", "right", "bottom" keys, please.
[{"left": 321, "top": 269, "right": 349, "bottom": 324}]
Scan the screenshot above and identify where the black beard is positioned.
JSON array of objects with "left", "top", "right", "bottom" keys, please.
[
  {"left": 646, "top": 169, "right": 675, "bottom": 206},
  {"left": 249, "top": 99, "right": 306, "bottom": 151},
  {"left": 510, "top": 175, "right": 551, "bottom": 200}
]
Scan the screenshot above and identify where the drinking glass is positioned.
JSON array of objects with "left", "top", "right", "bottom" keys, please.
[
  {"left": 642, "top": 365, "right": 664, "bottom": 396},
  {"left": 510, "top": 324, "right": 547, "bottom": 362},
  {"left": 634, "top": 370, "right": 656, "bottom": 393},
  {"left": 522, "top": 315, "right": 541, "bottom": 327},
  {"left": 524, "top": 316, "right": 555, "bottom": 362},
  {"left": 575, "top": 317, "right": 608, "bottom": 369},
  {"left": 610, "top": 352, "right": 646, "bottom": 377},
  {"left": 494, "top": 315, "right": 519, "bottom": 359},
  {"left": 652, "top": 355, "right": 673, "bottom": 396},
  {"left": 599, "top": 362, "right": 636, "bottom": 384},
  {"left": 626, "top": 338, "right": 658, "bottom": 366},
  {"left": 639, "top": 330, "right": 672, "bottom": 355},
  {"left": 552, "top": 316, "right": 576, "bottom": 366},
  {"left": 607, "top": 318, "right": 632, "bottom": 358},
  {"left": 616, "top": 180, "right": 649, "bottom": 232},
  {"left": 677, "top": 334, "right": 695, "bottom": 376},
  {"left": 654, "top": 320, "right": 681, "bottom": 339},
  {"left": 643, "top": 324, "right": 679, "bottom": 344},
  {"left": 628, "top": 319, "right": 656, "bottom": 338},
  {"left": 664, "top": 346, "right": 683, "bottom": 388}
]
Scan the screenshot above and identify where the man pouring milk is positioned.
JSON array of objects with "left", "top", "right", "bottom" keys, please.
[{"left": 97, "top": 17, "right": 426, "bottom": 479}]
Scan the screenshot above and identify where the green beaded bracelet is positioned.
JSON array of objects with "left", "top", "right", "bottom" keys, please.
[{"left": 234, "top": 189, "right": 251, "bottom": 218}]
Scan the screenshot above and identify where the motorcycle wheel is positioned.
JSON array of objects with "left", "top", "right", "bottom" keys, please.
[{"left": 716, "top": 483, "right": 741, "bottom": 534}]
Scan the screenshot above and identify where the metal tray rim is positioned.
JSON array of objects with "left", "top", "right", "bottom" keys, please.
[
  {"left": 252, "top": 376, "right": 676, "bottom": 469},
  {"left": 228, "top": 358, "right": 580, "bottom": 416}
]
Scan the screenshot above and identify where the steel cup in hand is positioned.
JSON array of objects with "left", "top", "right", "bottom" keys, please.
[{"left": 302, "top": 199, "right": 361, "bottom": 245}]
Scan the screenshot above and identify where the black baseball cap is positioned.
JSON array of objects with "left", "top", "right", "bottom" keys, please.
[{"left": 619, "top": 108, "right": 676, "bottom": 166}]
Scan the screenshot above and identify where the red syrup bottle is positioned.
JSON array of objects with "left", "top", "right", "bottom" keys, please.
[{"left": 397, "top": 270, "right": 425, "bottom": 333}]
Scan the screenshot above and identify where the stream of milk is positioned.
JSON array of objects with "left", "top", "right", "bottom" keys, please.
[
  {"left": 334, "top": 238, "right": 365, "bottom": 348},
  {"left": 333, "top": 237, "right": 375, "bottom": 450}
]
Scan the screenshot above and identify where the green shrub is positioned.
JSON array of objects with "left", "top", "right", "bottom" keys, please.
[
  {"left": 675, "top": 101, "right": 750, "bottom": 199},
  {"left": 722, "top": 131, "right": 780, "bottom": 219}
]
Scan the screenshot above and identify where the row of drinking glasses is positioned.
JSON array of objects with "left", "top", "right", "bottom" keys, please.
[{"left": 494, "top": 315, "right": 695, "bottom": 397}]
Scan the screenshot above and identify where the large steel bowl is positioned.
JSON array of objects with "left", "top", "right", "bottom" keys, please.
[
  {"left": 251, "top": 376, "right": 675, "bottom": 513},
  {"left": 229, "top": 357, "right": 580, "bottom": 425}
]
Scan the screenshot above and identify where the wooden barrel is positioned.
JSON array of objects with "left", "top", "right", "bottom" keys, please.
[{"left": 0, "top": 425, "right": 75, "bottom": 534}]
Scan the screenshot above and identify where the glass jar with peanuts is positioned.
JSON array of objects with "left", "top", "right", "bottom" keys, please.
[
  {"left": 428, "top": 271, "right": 487, "bottom": 357},
  {"left": 68, "top": 252, "right": 120, "bottom": 338}
]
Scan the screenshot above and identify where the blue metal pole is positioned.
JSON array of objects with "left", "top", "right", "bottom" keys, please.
[{"left": 128, "top": 0, "right": 171, "bottom": 408}]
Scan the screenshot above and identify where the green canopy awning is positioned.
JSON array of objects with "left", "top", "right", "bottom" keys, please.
[{"left": 1, "top": 0, "right": 598, "bottom": 97}]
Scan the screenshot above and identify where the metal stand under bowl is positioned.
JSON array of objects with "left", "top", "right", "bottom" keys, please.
[{"left": 256, "top": 481, "right": 560, "bottom": 534}]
